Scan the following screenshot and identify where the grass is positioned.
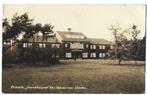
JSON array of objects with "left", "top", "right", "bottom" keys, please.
[{"left": 2, "top": 59, "right": 145, "bottom": 93}]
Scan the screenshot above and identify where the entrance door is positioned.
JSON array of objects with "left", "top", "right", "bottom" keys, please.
[{"left": 72, "top": 50, "right": 82, "bottom": 60}]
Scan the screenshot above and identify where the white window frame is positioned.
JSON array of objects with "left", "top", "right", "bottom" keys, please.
[
  {"left": 93, "top": 53, "right": 96, "bottom": 57},
  {"left": 103, "top": 53, "right": 105, "bottom": 57},
  {"left": 28, "top": 43, "right": 32, "bottom": 47},
  {"left": 65, "top": 53, "right": 72, "bottom": 58},
  {"left": 83, "top": 52, "right": 88, "bottom": 58},
  {"left": 23, "top": 43, "right": 27, "bottom": 48},
  {"left": 90, "top": 53, "right": 96, "bottom": 58},
  {"left": 99, "top": 45, "right": 102, "bottom": 49},
  {"left": 39, "top": 43, "right": 43, "bottom": 48},
  {"left": 93, "top": 45, "right": 96, "bottom": 49},
  {"left": 99, "top": 53, "right": 102, "bottom": 58},
  {"left": 103, "top": 45, "right": 105, "bottom": 49},
  {"left": 86, "top": 44, "right": 89, "bottom": 48},
  {"left": 90, "top": 45, "right": 93, "bottom": 49},
  {"left": 65, "top": 43, "right": 68, "bottom": 48},
  {"left": 110, "top": 45, "right": 113, "bottom": 49},
  {"left": 42, "top": 43, "right": 46, "bottom": 48}
]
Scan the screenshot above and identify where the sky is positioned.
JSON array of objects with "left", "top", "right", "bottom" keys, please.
[{"left": 3, "top": 4, "right": 145, "bottom": 41}]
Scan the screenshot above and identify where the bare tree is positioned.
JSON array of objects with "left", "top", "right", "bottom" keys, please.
[{"left": 108, "top": 24, "right": 129, "bottom": 64}]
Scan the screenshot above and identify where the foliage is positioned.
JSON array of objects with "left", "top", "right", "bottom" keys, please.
[
  {"left": 2, "top": 13, "right": 57, "bottom": 65},
  {"left": 109, "top": 24, "right": 145, "bottom": 64}
]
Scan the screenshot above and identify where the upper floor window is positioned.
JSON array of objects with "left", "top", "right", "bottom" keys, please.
[
  {"left": 93, "top": 45, "right": 96, "bottom": 49},
  {"left": 86, "top": 44, "right": 89, "bottom": 48},
  {"left": 56, "top": 44, "right": 60, "bottom": 48},
  {"left": 99, "top": 45, "right": 105, "bottom": 49},
  {"left": 70, "top": 43, "right": 83, "bottom": 49},
  {"left": 90, "top": 45, "right": 96, "bottom": 49},
  {"left": 103, "top": 45, "right": 105, "bottom": 49},
  {"left": 65, "top": 43, "right": 68, "bottom": 48},
  {"left": 110, "top": 45, "right": 113, "bottom": 49}
]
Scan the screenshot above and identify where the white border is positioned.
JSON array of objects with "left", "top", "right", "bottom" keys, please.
[{"left": 0, "top": 0, "right": 146, "bottom": 95}]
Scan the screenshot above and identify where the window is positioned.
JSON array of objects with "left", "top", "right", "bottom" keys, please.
[
  {"left": 42, "top": 44, "right": 46, "bottom": 48},
  {"left": 70, "top": 43, "right": 83, "bottom": 49},
  {"left": 99, "top": 45, "right": 105, "bottom": 49},
  {"left": 90, "top": 45, "right": 93, "bottom": 49},
  {"left": 83, "top": 53, "right": 88, "bottom": 58},
  {"left": 99, "top": 45, "right": 102, "bottom": 49},
  {"left": 56, "top": 44, "right": 60, "bottom": 48},
  {"left": 90, "top": 45, "right": 96, "bottom": 49},
  {"left": 65, "top": 53, "right": 72, "bottom": 58},
  {"left": 93, "top": 45, "right": 96, "bottom": 49},
  {"left": 99, "top": 53, "right": 105, "bottom": 58},
  {"left": 90, "top": 53, "right": 96, "bottom": 58},
  {"left": 86, "top": 44, "right": 89, "bottom": 48},
  {"left": 39, "top": 43, "right": 43, "bottom": 48},
  {"left": 103, "top": 53, "right": 105, "bottom": 57},
  {"left": 103, "top": 46, "right": 105, "bottom": 49},
  {"left": 65, "top": 43, "right": 68, "bottom": 48},
  {"left": 28, "top": 43, "right": 32, "bottom": 47},
  {"left": 23, "top": 43, "right": 27, "bottom": 48},
  {"left": 99, "top": 53, "right": 103, "bottom": 58},
  {"left": 110, "top": 45, "right": 113, "bottom": 49}
]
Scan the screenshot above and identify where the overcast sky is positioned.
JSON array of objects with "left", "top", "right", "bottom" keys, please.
[{"left": 3, "top": 4, "right": 145, "bottom": 41}]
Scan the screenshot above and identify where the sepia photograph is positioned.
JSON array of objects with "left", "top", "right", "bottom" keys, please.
[{"left": 2, "top": 4, "right": 145, "bottom": 93}]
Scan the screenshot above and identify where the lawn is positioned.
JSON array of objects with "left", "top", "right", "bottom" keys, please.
[{"left": 2, "top": 59, "right": 145, "bottom": 93}]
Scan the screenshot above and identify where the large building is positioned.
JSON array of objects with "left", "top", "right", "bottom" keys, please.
[{"left": 18, "top": 31, "right": 113, "bottom": 59}]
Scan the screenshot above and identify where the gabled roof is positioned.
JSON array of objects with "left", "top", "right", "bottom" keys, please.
[
  {"left": 88, "top": 38, "right": 113, "bottom": 45},
  {"left": 56, "top": 31, "right": 90, "bottom": 42}
]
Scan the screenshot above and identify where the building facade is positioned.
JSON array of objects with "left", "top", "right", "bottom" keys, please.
[{"left": 18, "top": 31, "right": 113, "bottom": 59}]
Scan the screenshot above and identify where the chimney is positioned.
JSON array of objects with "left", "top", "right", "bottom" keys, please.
[{"left": 67, "top": 28, "right": 71, "bottom": 32}]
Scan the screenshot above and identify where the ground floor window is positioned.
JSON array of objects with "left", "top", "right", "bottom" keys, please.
[
  {"left": 90, "top": 53, "right": 96, "bottom": 58},
  {"left": 65, "top": 52, "right": 72, "bottom": 58},
  {"left": 28, "top": 43, "right": 32, "bottom": 47},
  {"left": 39, "top": 43, "right": 46, "bottom": 48},
  {"left": 23, "top": 43, "right": 27, "bottom": 48},
  {"left": 99, "top": 53, "right": 105, "bottom": 58},
  {"left": 83, "top": 52, "right": 88, "bottom": 58}
]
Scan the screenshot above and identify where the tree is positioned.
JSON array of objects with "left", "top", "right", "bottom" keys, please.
[
  {"left": 3, "top": 13, "right": 33, "bottom": 42},
  {"left": 129, "top": 25, "right": 141, "bottom": 64},
  {"left": 137, "top": 36, "right": 145, "bottom": 61},
  {"left": 2, "top": 18, "right": 11, "bottom": 43},
  {"left": 108, "top": 24, "right": 129, "bottom": 64},
  {"left": 41, "top": 24, "right": 54, "bottom": 42}
]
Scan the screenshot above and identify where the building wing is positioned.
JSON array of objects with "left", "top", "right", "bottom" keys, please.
[{"left": 88, "top": 38, "right": 113, "bottom": 45}]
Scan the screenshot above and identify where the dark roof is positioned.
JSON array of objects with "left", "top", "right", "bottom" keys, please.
[
  {"left": 88, "top": 38, "right": 113, "bottom": 45},
  {"left": 57, "top": 31, "right": 90, "bottom": 42}
]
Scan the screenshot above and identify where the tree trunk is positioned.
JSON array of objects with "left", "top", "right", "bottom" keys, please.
[
  {"left": 135, "top": 58, "right": 137, "bottom": 64},
  {"left": 118, "top": 59, "right": 121, "bottom": 65}
]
